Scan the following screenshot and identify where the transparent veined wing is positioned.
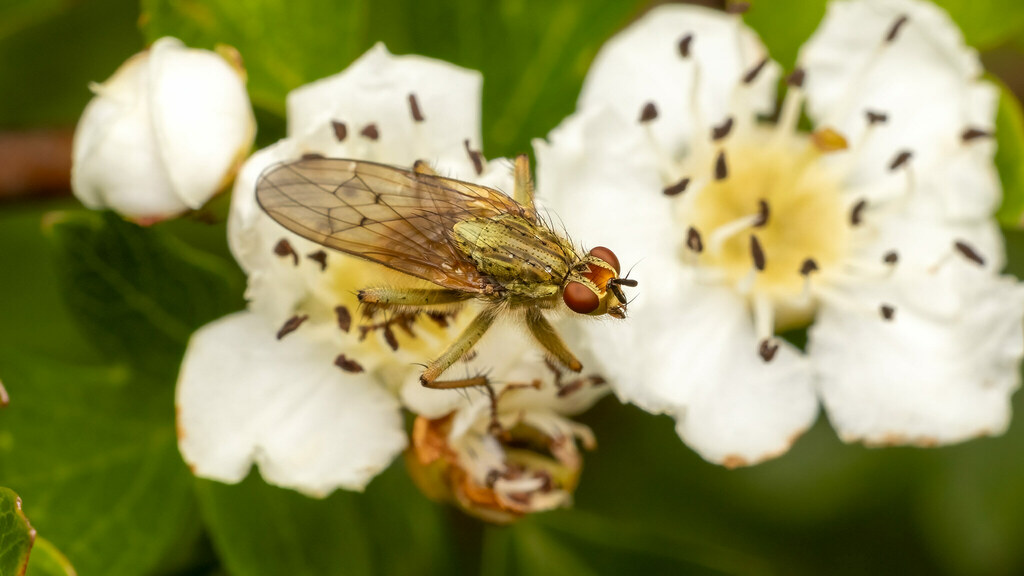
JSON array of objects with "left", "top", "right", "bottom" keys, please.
[{"left": 256, "top": 156, "right": 536, "bottom": 292}]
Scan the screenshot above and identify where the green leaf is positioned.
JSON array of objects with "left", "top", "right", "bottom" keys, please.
[
  {"left": 0, "top": 0, "right": 142, "bottom": 126},
  {"left": 931, "top": 0, "right": 1024, "bottom": 49},
  {"left": 0, "top": 487, "right": 34, "bottom": 576},
  {"left": 140, "top": 0, "right": 650, "bottom": 158},
  {"left": 196, "top": 459, "right": 456, "bottom": 576},
  {"left": 46, "top": 211, "right": 244, "bottom": 376},
  {"left": 744, "top": 0, "right": 826, "bottom": 70},
  {"left": 995, "top": 83, "right": 1024, "bottom": 227},
  {"left": 25, "top": 538, "right": 76, "bottom": 576}
]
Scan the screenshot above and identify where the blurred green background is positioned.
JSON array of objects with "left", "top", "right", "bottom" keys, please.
[{"left": 2, "top": 0, "right": 1024, "bottom": 574}]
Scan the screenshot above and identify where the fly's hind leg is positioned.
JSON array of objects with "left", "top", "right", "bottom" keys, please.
[
  {"left": 524, "top": 307, "right": 582, "bottom": 372},
  {"left": 513, "top": 154, "right": 535, "bottom": 211},
  {"left": 420, "top": 308, "right": 498, "bottom": 389}
]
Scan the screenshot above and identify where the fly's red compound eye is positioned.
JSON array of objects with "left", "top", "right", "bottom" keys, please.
[
  {"left": 589, "top": 246, "right": 620, "bottom": 274},
  {"left": 563, "top": 281, "right": 599, "bottom": 314}
]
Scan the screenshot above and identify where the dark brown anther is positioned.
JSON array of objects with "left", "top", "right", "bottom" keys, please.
[
  {"left": 850, "top": 199, "right": 868, "bottom": 226},
  {"left": 786, "top": 68, "right": 806, "bottom": 88},
  {"left": 334, "top": 354, "right": 365, "bottom": 373},
  {"left": 277, "top": 314, "right": 308, "bottom": 340},
  {"left": 678, "top": 34, "right": 694, "bottom": 58},
  {"left": 639, "top": 101, "right": 659, "bottom": 123},
  {"left": 426, "top": 311, "right": 454, "bottom": 328},
  {"left": 889, "top": 150, "right": 912, "bottom": 171},
  {"left": 383, "top": 325, "right": 399, "bottom": 351},
  {"left": 800, "top": 258, "right": 819, "bottom": 276},
  {"left": 408, "top": 93, "right": 425, "bottom": 122},
  {"left": 759, "top": 339, "right": 779, "bottom": 362},
  {"left": 360, "top": 123, "right": 380, "bottom": 140},
  {"left": 686, "top": 226, "right": 704, "bottom": 253},
  {"left": 335, "top": 305, "right": 352, "bottom": 333},
  {"left": 885, "top": 15, "right": 909, "bottom": 43},
  {"left": 961, "top": 127, "right": 993, "bottom": 142},
  {"left": 331, "top": 121, "right": 348, "bottom": 141},
  {"left": 273, "top": 239, "right": 299, "bottom": 265},
  {"left": 463, "top": 139, "right": 484, "bottom": 175},
  {"left": 300, "top": 152, "right": 325, "bottom": 160},
  {"left": 954, "top": 240, "right": 986, "bottom": 266},
  {"left": 743, "top": 57, "right": 769, "bottom": 84},
  {"left": 726, "top": 1, "right": 751, "bottom": 14},
  {"left": 753, "top": 199, "right": 769, "bottom": 227},
  {"left": 865, "top": 110, "right": 889, "bottom": 125},
  {"left": 307, "top": 250, "right": 327, "bottom": 271},
  {"left": 712, "top": 117, "right": 735, "bottom": 141},
  {"left": 750, "top": 234, "right": 766, "bottom": 271},
  {"left": 880, "top": 304, "right": 896, "bottom": 321},
  {"left": 556, "top": 379, "right": 586, "bottom": 398},
  {"left": 663, "top": 177, "right": 691, "bottom": 197},
  {"left": 883, "top": 251, "right": 899, "bottom": 265},
  {"left": 714, "top": 150, "right": 728, "bottom": 180}
]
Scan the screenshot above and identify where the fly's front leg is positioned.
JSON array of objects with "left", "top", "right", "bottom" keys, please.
[
  {"left": 524, "top": 307, "right": 582, "bottom": 372},
  {"left": 421, "top": 308, "right": 498, "bottom": 389},
  {"left": 357, "top": 287, "right": 472, "bottom": 315},
  {"left": 513, "top": 154, "right": 535, "bottom": 211}
]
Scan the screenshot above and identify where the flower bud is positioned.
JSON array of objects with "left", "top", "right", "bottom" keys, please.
[{"left": 72, "top": 37, "right": 255, "bottom": 223}]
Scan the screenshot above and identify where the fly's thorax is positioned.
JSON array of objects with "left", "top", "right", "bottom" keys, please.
[{"left": 452, "top": 214, "right": 573, "bottom": 299}]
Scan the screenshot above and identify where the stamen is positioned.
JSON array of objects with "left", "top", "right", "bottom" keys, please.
[
  {"left": 639, "top": 102, "right": 659, "bottom": 123},
  {"left": 306, "top": 250, "right": 327, "bottom": 271},
  {"left": 776, "top": 71, "right": 805, "bottom": 136},
  {"left": 786, "top": 68, "right": 806, "bottom": 88},
  {"left": 849, "top": 199, "right": 868, "bottom": 226},
  {"left": 885, "top": 15, "right": 909, "bottom": 43},
  {"left": 750, "top": 234, "right": 766, "bottom": 271},
  {"left": 953, "top": 240, "right": 986, "bottom": 266},
  {"left": 686, "top": 226, "right": 704, "bottom": 253},
  {"left": 811, "top": 127, "right": 848, "bottom": 152},
  {"left": 879, "top": 304, "right": 896, "bottom": 321},
  {"left": 708, "top": 211, "right": 763, "bottom": 252},
  {"left": 335, "top": 305, "right": 352, "bottom": 333},
  {"left": 714, "top": 150, "right": 728, "bottom": 180},
  {"left": 408, "top": 93, "right": 425, "bottom": 122},
  {"left": 300, "top": 152, "right": 325, "bottom": 160},
  {"left": 678, "top": 34, "right": 693, "bottom": 58},
  {"left": 277, "top": 314, "right": 308, "bottom": 340},
  {"left": 743, "top": 57, "right": 769, "bottom": 84},
  {"left": 754, "top": 294, "right": 775, "bottom": 341},
  {"left": 331, "top": 121, "right": 348, "bottom": 142},
  {"left": 663, "top": 177, "right": 691, "bottom": 197},
  {"left": 961, "top": 127, "right": 993, "bottom": 142},
  {"left": 753, "top": 199, "right": 769, "bottom": 227},
  {"left": 889, "top": 150, "right": 912, "bottom": 171},
  {"left": 883, "top": 251, "right": 899, "bottom": 265},
  {"left": 865, "top": 110, "right": 888, "bottom": 125},
  {"left": 712, "top": 117, "right": 734, "bottom": 141},
  {"left": 334, "top": 354, "right": 365, "bottom": 373},
  {"left": 360, "top": 124, "right": 380, "bottom": 140},
  {"left": 273, "top": 239, "right": 299, "bottom": 265},
  {"left": 758, "top": 339, "right": 779, "bottom": 362},
  {"left": 464, "top": 139, "right": 484, "bottom": 175},
  {"left": 384, "top": 325, "right": 399, "bottom": 351},
  {"left": 800, "top": 258, "right": 819, "bottom": 276}
]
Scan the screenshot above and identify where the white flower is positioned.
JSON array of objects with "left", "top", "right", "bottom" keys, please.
[
  {"left": 403, "top": 323, "right": 607, "bottom": 523},
  {"left": 72, "top": 37, "right": 255, "bottom": 223},
  {"left": 178, "top": 44, "right": 532, "bottom": 496},
  {"left": 535, "top": 0, "right": 1024, "bottom": 466}
]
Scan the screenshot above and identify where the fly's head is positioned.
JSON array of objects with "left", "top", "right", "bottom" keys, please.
[{"left": 562, "top": 246, "right": 637, "bottom": 319}]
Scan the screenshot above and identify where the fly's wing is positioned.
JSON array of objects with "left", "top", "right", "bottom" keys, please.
[{"left": 256, "top": 157, "right": 535, "bottom": 292}]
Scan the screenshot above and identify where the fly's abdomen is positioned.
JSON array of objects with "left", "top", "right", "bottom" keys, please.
[{"left": 452, "top": 214, "right": 573, "bottom": 298}]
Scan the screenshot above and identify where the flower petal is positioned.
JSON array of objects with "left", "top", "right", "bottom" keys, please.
[
  {"left": 800, "top": 0, "right": 999, "bottom": 219},
  {"left": 177, "top": 311, "right": 406, "bottom": 496},
  {"left": 811, "top": 265, "right": 1024, "bottom": 446},
  {"left": 287, "top": 43, "right": 483, "bottom": 177},
  {"left": 578, "top": 4, "right": 778, "bottom": 155}
]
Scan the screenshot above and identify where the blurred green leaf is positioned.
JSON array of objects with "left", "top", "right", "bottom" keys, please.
[
  {"left": 932, "top": 0, "right": 1024, "bottom": 49},
  {"left": 25, "top": 537, "right": 76, "bottom": 576},
  {"left": 46, "top": 211, "right": 244, "bottom": 376},
  {"left": 0, "top": 486, "right": 34, "bottom": 576},
  {"left": 744, "top": 0, "right": 825, "bottom": 69},
  {"left": 140, "top": 0, "right": 650, "bottom": 157},
  {"left": 995, "top": 83, "right": 1024, "bottom": 227},
  {"left": 0, "top": 0, "right": 142, "bottom": 126},
  {"left": 196, "top": 460, "right": 456, "bottom": 576}
]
